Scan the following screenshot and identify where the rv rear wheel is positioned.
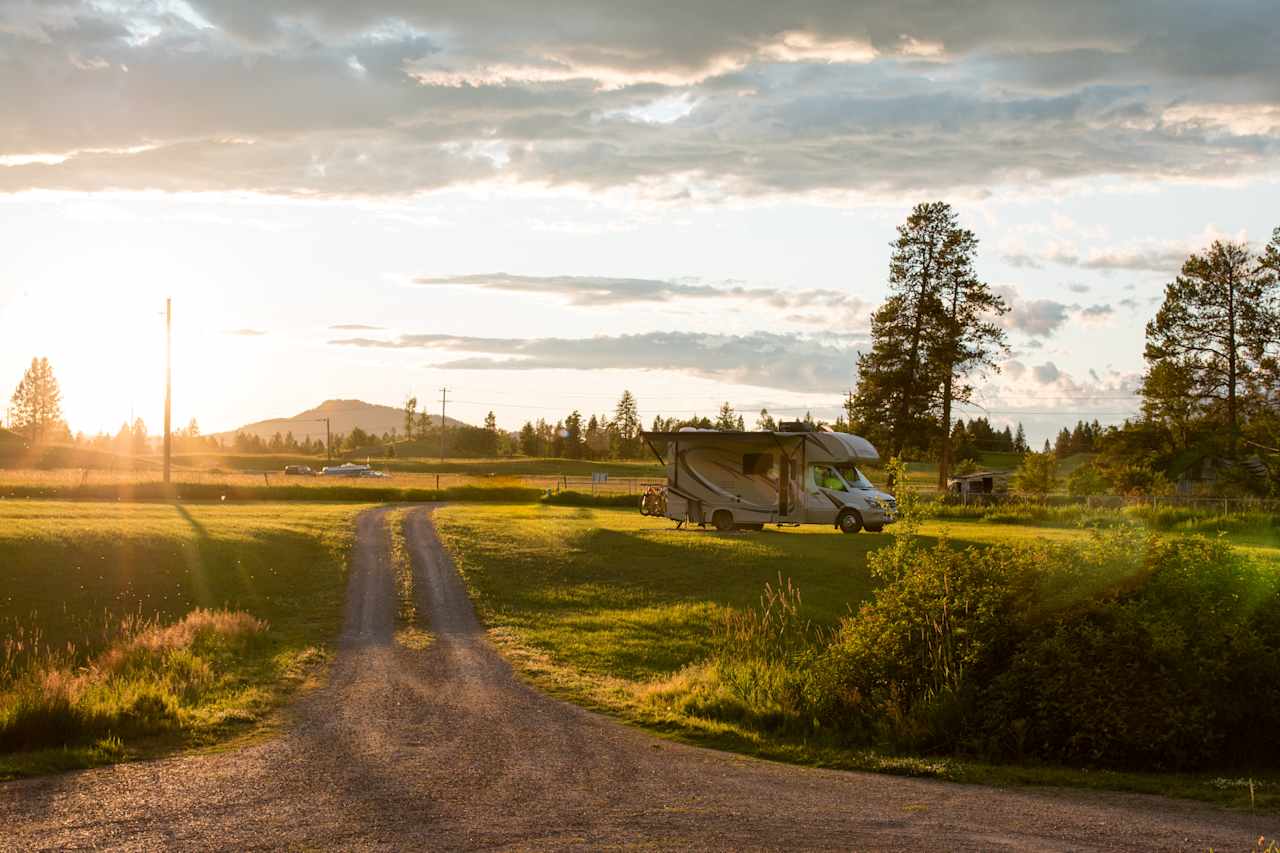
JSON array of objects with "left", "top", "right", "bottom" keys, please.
[
  {"left": 837, "top": 510, "right": 863, "bottom": 534},
  {"left": 712, "top": 510, "right": 734, "bottom": 532}
]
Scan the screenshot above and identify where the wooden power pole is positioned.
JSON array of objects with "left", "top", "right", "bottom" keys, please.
[
  {"left": 439, "top": 387, "right": 449, "bottom": 465},
  {"left": 163, "top": 297, "right": 172, "bottom": 484}
]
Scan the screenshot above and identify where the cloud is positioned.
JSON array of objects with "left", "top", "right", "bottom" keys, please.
[
  {"left": 328, "top": 330, "right": 863, "bottom": 392},
  {"left": 329, "top": 323, "right": 385, "bottom": 330},
  {"left": 1032, "top": 361, "right": 1061, "bottom": 383},
  {"left": 225, "top": 328, "right": 267, "bottom": 336},
  {"left": 998, "top": 288, "right": 1072, "bottom": 337},
  {"left": 1066, "top": 283, "right": 1090, "bottom": 293},
  {"left": 996, "top": 286, "right": 1118, "bottom": 337},
  {"left": 412, "top": 272, "right": 870, "bottom": 321},
  {"left": 1, "top": 2, "right": 1278, "bottom": 197},
  {"left": 1006, "top": 238, "right": 1208, "bottom": 275}
]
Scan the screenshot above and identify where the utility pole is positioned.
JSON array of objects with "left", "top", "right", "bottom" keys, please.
[
  {"left": 163, "top": 297, "right": 172, "bottom": 484},
  {"left": 324, "top": 417, "right": 332, "bottom": 462},
  {"left": 439, "top": 388, "right": 449, "bottom": 465}
]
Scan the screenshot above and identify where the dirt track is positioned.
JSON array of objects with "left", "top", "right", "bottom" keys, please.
[{"left": 0, "top": 505, "right": 1272, "bottom": 851}]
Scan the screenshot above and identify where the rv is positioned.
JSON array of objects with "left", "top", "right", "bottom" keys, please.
[
  {"left": 640, "top": 427, "right": 897, "bottom": 533},
  {"left": 319, "top": 462, "right": 388, "bottom": 478}
]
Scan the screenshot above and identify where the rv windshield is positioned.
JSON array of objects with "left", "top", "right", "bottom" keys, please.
[
  {"left": 837, "top": 465, "right": 873, "bottom": 489},
  {"left": 811, "top": 464, "right": 847, "bottom": 491}
]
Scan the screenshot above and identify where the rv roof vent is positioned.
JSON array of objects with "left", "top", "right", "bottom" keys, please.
[{"left": 777, "top": 420, "right": 815, "bottom": 433}]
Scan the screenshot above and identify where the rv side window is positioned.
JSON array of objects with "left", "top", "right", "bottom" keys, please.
[{"left": 742, "top": 452, "right": 774, "bottom": 476}]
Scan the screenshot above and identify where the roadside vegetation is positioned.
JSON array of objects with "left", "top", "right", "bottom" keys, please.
[
  {"left": 435, "top": 500, "right": 1280, "bottom": 810},
  {"left": 0, "top": 501, "right": 363, "bottom": 778}
]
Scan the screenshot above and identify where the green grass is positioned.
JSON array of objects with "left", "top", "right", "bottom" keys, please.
[
  {"left": 434, "top": 504, "right": 1280, "bottom": 810},
  {"left": 0, "top": 500, "right": 366, "bottom": 778}
]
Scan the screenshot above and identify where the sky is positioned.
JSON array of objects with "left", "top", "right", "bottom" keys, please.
[{"left": 2, "top": 1, "right": 1278, "bottom": 445}]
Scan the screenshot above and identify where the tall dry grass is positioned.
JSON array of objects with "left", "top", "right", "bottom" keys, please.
[{"left": 1, "top": 608, "right": 266, "bottom": 753}]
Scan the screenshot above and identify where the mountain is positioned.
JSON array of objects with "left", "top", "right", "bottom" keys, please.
[{"left": 215, "top": 399, "right": 471, "bottom": 443}]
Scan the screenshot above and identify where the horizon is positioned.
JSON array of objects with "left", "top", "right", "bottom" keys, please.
[{"left": 3, "top": 2, "right": 1279, "bottom": 447}]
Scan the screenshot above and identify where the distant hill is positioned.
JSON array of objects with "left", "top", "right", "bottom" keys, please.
[{"left": 215, "top": 399, "right": 471, "bottom": 443}]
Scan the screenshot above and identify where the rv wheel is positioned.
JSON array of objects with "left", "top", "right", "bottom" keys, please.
[
  {"left": 712, "top": 510, "right": 734, "bottom": 532},
  {"left": 837, "top": 510, "right": 863, "bottom": 534}
]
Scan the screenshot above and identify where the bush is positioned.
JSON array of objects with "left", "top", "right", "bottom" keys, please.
[{"left": 811, "top": 532, "right": 1280, "bottom": 769}]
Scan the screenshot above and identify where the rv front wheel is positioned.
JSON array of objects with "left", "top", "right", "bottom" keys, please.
[
  {"left": 712, "top": 510, "right": 734, "bottom": 532},
  {"left": 837, "top": 510, "right": 863, "bottom": 535}
]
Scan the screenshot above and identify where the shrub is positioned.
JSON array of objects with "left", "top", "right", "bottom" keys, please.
[
  {"left": 810, "top": 531, "right": 1280, "bottom": 769},
  {"left": 1012, "top": 451, "right": 1058, "bottom": 499}
]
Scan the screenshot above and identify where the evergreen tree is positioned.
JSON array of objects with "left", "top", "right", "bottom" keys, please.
[
  {"left": 130, "top": 418, "right": 148, "bottom": 455},
  {"left": 519, "top": 421, "right": 538, "bottom": 456},
  {"left": 929, "top": 214, "right": 1008, "bottom": 487},
  {"left": 611, "top": 391, "right": 641, "bottom": 458},
  {"left": 714, "top": 402, "right": 739, "bottom": 430},
  {"left": 563, "top": 411, "right": 583, "bottom": 459},
  {"left": 416, "top": 411, "right": 431, "bottom": 440},
  {"left": 756, "top": 408, "right": 776, "bottom": 431},
  {"left": 1144, "top": 239, "right": 1279, "bottom": 454},
  {"left": 854, "top": 202, "right": 1005, "bottom": 462},
  {"left": 1014, "top": 422, "right": 1028, "bottom": 453},
  {"left": 9, "top": 357, "right": 63, "bottom": 443},
  {"left": 484, "top": 411, "right": 497, "bottom": 432},
  {"left": 404, "top": 396, "right": 417, "bottom": 439},
  {"left": 1053, "top": 427, "right": 1072, "bottom": 458}
]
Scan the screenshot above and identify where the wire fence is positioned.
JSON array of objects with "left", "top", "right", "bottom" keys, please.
[{"left": 942, "top": 491, "right": 1280, "bottom": 513}]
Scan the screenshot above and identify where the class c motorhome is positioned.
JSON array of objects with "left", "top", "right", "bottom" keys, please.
[{"left": 640, "top": 426, "right": 897, "bottom": 533}]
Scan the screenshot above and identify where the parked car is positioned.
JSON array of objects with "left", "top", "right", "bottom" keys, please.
[{"left": 284, "top": 465, "right": 316, "bottom": 476}]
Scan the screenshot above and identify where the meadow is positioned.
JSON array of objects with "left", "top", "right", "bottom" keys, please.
[
  {"left": 434, "top": 503, "right": 1280, "bottom": 809},
  {"left": 0, "top": 500, "right": 365, "bottom": 778}
]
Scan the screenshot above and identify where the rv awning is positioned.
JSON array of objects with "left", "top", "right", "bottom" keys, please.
[{"left": 640, "top": 431, "right": 813, "bottom": 463}]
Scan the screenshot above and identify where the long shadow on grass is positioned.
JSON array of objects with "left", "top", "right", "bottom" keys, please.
[{"left": 473, "top": 525, "right": 994, "bottom": 681}]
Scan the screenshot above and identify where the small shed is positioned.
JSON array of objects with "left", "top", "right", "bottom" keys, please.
[{"left": 947, "top": 469, "right": 1013, "bottom": 499}]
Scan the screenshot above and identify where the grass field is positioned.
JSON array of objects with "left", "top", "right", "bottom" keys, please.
[
  {"left": 434, "top": 504, "right": 1280, "bottom": 809},
  {"left": 0, "top": 500, "right": 366, "bottom": 778}
]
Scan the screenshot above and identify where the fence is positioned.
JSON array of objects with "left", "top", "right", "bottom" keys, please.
[{"left": 941, "top": 491, "right": 1280, "bottom": 513}]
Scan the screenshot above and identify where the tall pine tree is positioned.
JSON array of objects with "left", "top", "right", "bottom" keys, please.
[
  {"left": 9, "top": 357, "right": 63, "bottom": 444},
  {"left": 1144, "top": 239, "right": 1278, "bottom": 454},
  {"left": 853, "top": 202, "right": 952, "bottom": 456},
  {"left": 930, "top": 221, "right": 1008, "bottom": 487}
]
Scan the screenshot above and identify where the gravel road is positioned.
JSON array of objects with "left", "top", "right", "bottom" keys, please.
[{"left": 0, "top": 505, "right": 1272, "bottom": 851}]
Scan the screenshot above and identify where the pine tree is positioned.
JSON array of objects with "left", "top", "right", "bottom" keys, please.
[
  {"left": 855, "top": 203, "right": 953, "bottom": 455},
  {"left": 756, "top": 408, "right": 777, "bottom": 431},
  {"left": 611, "top": 391, "right": 641, "bottom": 458},
  {"left": 854, "top": 202, "right": 998, "bottom": 460},
  {"left": 1144, "top": 239, "right": 1279, "bottom": 454},
  {"left": 519, "top": 421, "right": 537, "bottom": 456},
  {"left": 404, "top": 397, "right": 417, "bottom": 439},
  {"left": 563, "top": 411, "right": 583, "bottom": 459},
  {"left": 714, "top": 402, "right": 738, "bottom": 431},
  {"left": 1014, "top": 423, "right": 1028, "bottom": 454},
  {"left": 929, "top": 215, "right": 1008, "bottom": 487},
  {"left": 9, "top": 357, "right": 63, "bottom": 444}
]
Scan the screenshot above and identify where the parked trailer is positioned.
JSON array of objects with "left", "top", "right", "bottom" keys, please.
[{"left": 640, "top": 428, "right": 897, "bottom": 533}]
